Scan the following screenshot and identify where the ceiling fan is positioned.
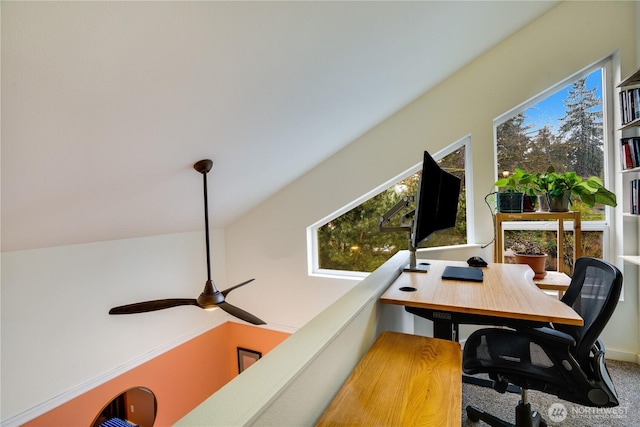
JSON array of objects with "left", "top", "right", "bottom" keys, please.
[{"left": 109, "top": 159, "right": 266, "bottom": 325}]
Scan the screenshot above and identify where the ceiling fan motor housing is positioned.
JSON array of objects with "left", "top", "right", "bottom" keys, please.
[{"left": 197, "top": 280, "right": 225, "bottom": 308}]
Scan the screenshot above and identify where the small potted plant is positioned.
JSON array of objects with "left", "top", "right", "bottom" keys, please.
[
  {"left": 521, "top": 178, "right": 538, "bottom": 212},
  {"left": 493, "top": 168, "right": 535, "bottom": 213},
  {"left": 536, "top": 167, "right": 617, "bottom": 212},
  {"left": 532, "top": 170, "right": 552, "bottom": 211},
  {"left": 508, "top": 234, "right": 548, "bottom": 279}
]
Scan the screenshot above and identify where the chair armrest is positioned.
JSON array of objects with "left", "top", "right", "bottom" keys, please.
[{"left": 523, "top": 326, "right": 576, "bottom": 346}]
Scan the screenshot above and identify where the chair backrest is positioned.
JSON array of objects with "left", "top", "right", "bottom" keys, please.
[{"left": 558, "top": 257, "right": 623, "bottom": 367}]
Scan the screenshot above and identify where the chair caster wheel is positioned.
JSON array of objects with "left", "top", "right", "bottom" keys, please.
[{"left": 466, "top": 406, "right": 481, "bottom": 422}]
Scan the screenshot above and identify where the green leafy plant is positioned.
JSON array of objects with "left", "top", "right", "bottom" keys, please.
[
  {"left": 531, "top": 170, "right": 552, "bottom": 194},
  {"left": 493, "top": 168, "right": 535, "bottom": 193},
  {"left": 536, "top": 166, "right": 617, "bottom": 208}
]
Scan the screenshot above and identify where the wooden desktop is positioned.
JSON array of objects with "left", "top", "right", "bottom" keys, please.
[{"left": 380, "top": 259, "right": 582, "bottom": 340}]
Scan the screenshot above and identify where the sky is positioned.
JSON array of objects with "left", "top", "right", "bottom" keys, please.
[{"left": 523, "top": 68, "right": 603, "bottom": 134}]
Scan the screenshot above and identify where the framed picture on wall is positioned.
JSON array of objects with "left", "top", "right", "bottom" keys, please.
[{"left": 237, "top": 347, "right": 262, "bottom": 373}]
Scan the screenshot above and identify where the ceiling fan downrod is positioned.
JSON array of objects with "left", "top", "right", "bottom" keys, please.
[{"left": 194, "top": 159, "right": 215, "bottom": 287}]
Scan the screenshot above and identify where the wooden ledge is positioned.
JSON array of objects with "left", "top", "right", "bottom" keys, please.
[{"left": 316, "top": 331, "right": 461, "bottom": 426}]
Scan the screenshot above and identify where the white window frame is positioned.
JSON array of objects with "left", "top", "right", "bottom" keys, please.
[
  {"left": 307, "top": 136, "right": 474, "bottom": 279},
  {"left": 493, "top": 57, "right": 616, "bottom": 262}
]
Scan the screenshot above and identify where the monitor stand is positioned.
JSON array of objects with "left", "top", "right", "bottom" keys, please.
[
  {"left": 403, "top": 245, "right": 430, "bottom": 273},
  {"left": 377, "top": 196, "right": 428, "bottom": 273}
]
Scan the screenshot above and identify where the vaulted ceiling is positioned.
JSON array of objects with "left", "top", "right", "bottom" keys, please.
[{"left": 1, "top": 1, "right": 558, "bottom": 251}]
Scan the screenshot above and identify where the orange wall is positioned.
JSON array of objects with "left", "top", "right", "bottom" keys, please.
[{"left": 23, "top": 323, "right": 290, "bottom": 426}]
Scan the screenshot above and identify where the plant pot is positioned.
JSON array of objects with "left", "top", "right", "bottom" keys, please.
[
  {"left": 523, "top": 195, "right": 537, "bottom": 212},
  {"left": 537, "top": 194, "right": 550, "bottom": 212},
  {"left": 548, "top": 191, "right": 571, "bottom": 212},
  {"left": 515, "top": 253, "right": 547, "bottom": 279},
  {"left": 497, "top": 192, "right": 523, "bottom": 213}
]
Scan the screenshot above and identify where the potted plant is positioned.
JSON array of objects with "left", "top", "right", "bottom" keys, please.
[
  {"left": 531, "top": 170, "right": 552, "bottom": 211},
  {"left": 537, "top": 167, "right": 617, "bottom": 212},
  {"left": 520, "top": 178, "right": 538, "bottom": 212},
  {"left": 508, "top": 234, "right": 548, "bottom": 279},
  {"left": 493, "top": 168, "right": 535, "bottom": 213}
]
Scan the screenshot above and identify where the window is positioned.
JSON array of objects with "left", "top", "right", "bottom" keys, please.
[
  {"left": 495, "top": 59, "right": 614, "bottom": 273},
  {"left": 309, "top": 139, "right": 471, "bottom": 276}
]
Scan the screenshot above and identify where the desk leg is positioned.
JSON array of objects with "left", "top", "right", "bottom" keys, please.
[{"left": 433, "top": 321, "right": 458, "bottom": 342}]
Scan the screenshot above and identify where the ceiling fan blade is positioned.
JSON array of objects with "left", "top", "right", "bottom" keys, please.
[
  {"left": 109, "top": 298, "right": 198, "bottom": 314},
  {"left": 221, "top": 278, "right": 255, "bottom": 297},
  {"left": 218, "top": 301, "right": 266, "bottom": 325}
]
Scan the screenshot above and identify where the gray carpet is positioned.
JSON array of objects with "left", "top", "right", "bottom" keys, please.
[{"left": 462, "top": 359, "right": 640, "bottom": 426}]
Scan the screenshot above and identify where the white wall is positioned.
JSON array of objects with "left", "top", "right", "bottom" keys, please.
[
  {"left": 224, "top": 1, "right": 639, "bottom": 352},
  {"left": 0, "top": 231, "right": 230, "bottom": 422}
]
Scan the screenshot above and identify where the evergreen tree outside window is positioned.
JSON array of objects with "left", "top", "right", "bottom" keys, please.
[
  {"left": 495, "top": 61, "right": 613, "bottom": 273},
  {"left": 312, "top": 143, "right": 469, "bottom": 275}
]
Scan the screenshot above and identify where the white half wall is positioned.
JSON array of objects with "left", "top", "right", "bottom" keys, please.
[{"left": 178, "top": 251, "right": 410, "bottom": 426}]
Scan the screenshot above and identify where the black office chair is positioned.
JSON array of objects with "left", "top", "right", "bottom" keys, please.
[{"left": 462, "top": 257, "right": 623, "bottom": 427}]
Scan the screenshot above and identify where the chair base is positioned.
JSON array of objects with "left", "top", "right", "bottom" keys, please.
[
  {"left": 466, "top": 400, "right": 547, "bottom": 427},
  {"left": 462, "top": 374, "right": 522, "bottom": 394}
]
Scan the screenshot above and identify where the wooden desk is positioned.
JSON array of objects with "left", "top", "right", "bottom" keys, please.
[
  {"left": 380, "top": 260, "right": 582, "bottom": 340},
  {"left": 316, "top": 331, "right": 461, "bottom": 427}
]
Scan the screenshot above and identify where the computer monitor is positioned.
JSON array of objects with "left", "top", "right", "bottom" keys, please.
[
  {"left": 377, "top": 150, "right": 461, "bottom": 273},
  {"left": 406, "top": 151, "right": 461, "bottom": 272}
]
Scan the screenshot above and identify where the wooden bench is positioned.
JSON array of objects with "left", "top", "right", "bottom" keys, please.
[{"left": 316, "top": 331, "right": 462, "bottom": 426}]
